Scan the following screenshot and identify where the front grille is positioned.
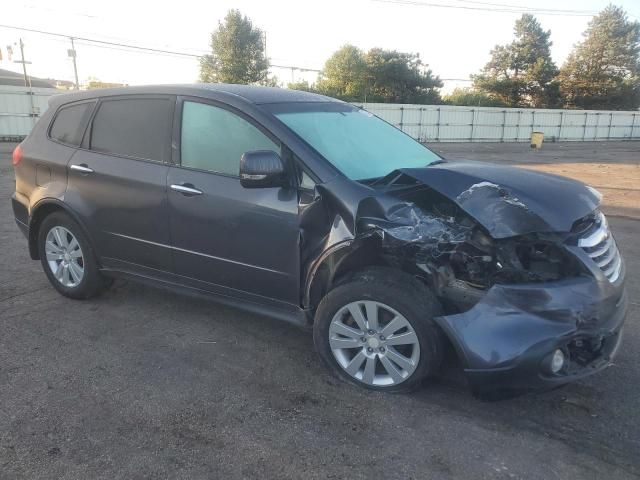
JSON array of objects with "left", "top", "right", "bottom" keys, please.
[{"left": 578, "top": 212, "right": 622, "bottom": 282}]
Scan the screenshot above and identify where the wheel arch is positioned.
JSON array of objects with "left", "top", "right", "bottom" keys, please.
[
  {"left": 304, "top": 235, "right": 390, "bottom": 312},
  {"left": 28, "top": 199, "right": 95, "bottom": 261}
]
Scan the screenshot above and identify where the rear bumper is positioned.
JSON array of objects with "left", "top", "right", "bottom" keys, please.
[
  {"left": 12, "top": 192, "right": 29, "bottom": 239},
  {"left": 435, "top": 268, "right": 627, "bottom": 399}
]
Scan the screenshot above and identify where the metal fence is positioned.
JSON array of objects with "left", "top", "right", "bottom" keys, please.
[
  {"left": 355, "top": 103, "right": 640, "bottom": 143},
  {"left": 2, "top": 88, "right": 640, "bottom": 143},
  {"left": 0, "top": 86, "right": 56, "bottom": 140}
]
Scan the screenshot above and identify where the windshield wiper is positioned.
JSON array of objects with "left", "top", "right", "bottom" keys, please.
[
  {"left": 367, "top": 160, "right": 446, "bottom": 188},
  {"left": 368, "top": 171, "right": 402, "bottom": 187}
]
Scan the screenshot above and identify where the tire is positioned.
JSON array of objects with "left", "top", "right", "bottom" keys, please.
[
  {"left": 37, "top": 211, "right": 109, "bottom": 299},
  {"left": 313, "top": 267, "right": 444, "bottom": 393}
]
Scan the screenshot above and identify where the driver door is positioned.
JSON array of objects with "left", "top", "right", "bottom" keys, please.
[{"left": 166, "top": 98, "right": 300, "bottom": 306}]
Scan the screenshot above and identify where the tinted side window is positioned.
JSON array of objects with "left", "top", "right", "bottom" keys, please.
[
  {"left": 181, "top": 101, "right": 279, "bottom": 175},
  {"left": 90, "top": 98, "right": 172, "bottom": 162},
  {"left": 49, "top": 102, "right": 95, "bottom": 146}
]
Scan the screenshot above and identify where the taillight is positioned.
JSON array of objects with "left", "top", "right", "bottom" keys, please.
[{"left": 12, "top": 144, "right": 23, "bottom": 166}]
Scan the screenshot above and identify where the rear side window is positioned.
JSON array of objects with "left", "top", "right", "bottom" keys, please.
[
  {"left": 181, "top": 101, "right": 279, "bottom": 175},
  {"left": 90, "top": 98, "right": 172, "bottom": 162},
  {"left": 49, "top": 102, "right": 95, "bottom": 146}
]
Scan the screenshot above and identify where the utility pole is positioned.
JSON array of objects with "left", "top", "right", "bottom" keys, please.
[
  {"left": 69, "top": 37, "right": 80, "bottom": 89},
  {"left": 14, "top": 38, "right": 36, "bottom": 126},
  {"left": 263, "top": 32, "right": 267, "bottom": 60},
  {"left": 15, "top": 38, "right": 32, "bottom": 89}
]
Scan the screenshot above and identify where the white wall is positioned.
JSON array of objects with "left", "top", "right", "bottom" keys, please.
[
  {"left": 3, "top": 89, "right": 639, "bottom": 143},
  {"left": 355, "top": 103, "right": 640, "bottom": 143},
  {"left": 0, "top": 86, "right": 58, "bottom": 138}
]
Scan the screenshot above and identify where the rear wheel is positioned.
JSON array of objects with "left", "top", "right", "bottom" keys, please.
[
  {"left": 37, "top": 211, "right": 109, "bottom": 299},
  {"left": 313, "top": 267, "right": 444, "bottom": 392}
]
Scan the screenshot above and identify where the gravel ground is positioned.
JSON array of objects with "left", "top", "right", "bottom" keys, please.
[{"left": 1, "top": 142, "right": 639, "bottom": 479}]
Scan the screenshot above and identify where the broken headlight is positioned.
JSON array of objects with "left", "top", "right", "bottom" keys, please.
[
  {"left": 447, "top": 231, "right": 583, "bottom": 287},
  {"left": 492, "top": 235, "right": 583, "bottom": 284}
]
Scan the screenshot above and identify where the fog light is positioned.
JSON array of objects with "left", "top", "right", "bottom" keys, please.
[{"left": 550, "top": 349, "right": 565, "bottom": 374}]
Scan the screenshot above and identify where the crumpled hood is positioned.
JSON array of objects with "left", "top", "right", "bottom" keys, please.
[{"left": 398, "top": 162, "right": 600, "bottom": 238}]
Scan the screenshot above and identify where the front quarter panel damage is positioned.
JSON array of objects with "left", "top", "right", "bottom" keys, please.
[
  {"left": 301, "top": 166, "right": 591, "bottom": 312},
  {"left": 302, "top": 175, "right": 481, "bottom": 309}
]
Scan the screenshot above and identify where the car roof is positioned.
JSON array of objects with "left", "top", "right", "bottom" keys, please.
[{"left": 49, "top": 83, "right": 341, "bottom": 107}]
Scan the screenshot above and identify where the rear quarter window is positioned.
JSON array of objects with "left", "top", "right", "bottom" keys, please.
[
  {"left": 49, "top": 102, "right": 95, "bottom": 146},
  {"left": 90, "top": 98, "right": 172, "bottom": 162}
]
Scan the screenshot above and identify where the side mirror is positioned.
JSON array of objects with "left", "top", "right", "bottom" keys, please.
[{"left": 240, "top": 150, "right": 286, "bottom": 188}]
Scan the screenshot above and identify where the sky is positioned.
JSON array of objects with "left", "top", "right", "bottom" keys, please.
[{"left": 1, "top": 0, "right": 639, "bottom": 93}]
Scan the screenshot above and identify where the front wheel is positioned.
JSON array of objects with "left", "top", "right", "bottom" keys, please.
[{"left": 313, "top": 267, "right": 444, "bottom": 392}]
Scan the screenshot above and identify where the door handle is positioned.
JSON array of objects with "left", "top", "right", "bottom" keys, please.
[
  {"left": 70, "top": 164, "right": 94, "bottom": 174},
  {"left": 170, "top": 184, "right": 203, "bottom": 196}
]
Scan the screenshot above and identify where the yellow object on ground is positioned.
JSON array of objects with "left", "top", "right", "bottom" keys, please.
[{"left": 530, "top": 131, "right": 544, "bottom": 149}]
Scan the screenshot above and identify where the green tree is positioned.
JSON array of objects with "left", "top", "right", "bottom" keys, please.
[
  {"left": 473, "top": 14, "right": 559, "bottom": 107},
  {"left": 287, "top": 80, "right": 317, "bottom": 92},
  {"left": 315, "top": 46, "right": 442, "bottom": 103},
  {"left": 199, "top": 10, "right": 270, "bottom": 85},
  {"left": 558, "top": 5, "right": 640, "bottom": 110},
  {"left": 363, "top": 49, "right": 442, "bottom": 104},
  {"left": 443, "top": 87, "right": 508, "bottom": 107},
  {"left": 316, "top": 45, "right": 368, "bottom": 101}
]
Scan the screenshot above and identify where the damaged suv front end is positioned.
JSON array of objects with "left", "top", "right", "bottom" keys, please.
[
  {"left": 272, "top": 102, "right": 626, "bottom": 397},
  {"left": 352, "top": 166, "right": 626, "bottom": 397},
  {"left": 431, "top": 208, "right": 624, "bottom": 397}
]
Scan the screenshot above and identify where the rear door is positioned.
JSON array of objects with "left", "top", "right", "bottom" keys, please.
[
  {"left": 64, "top": 95, "right": 175, "bottom": 276},
  {"left": 166, "top": 98, "right": 300, "bottom": 305}
]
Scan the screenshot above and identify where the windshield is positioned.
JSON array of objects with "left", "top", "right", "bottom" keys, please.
[{"left": 270, "top": 103, "right": 441, "bottom": 180}]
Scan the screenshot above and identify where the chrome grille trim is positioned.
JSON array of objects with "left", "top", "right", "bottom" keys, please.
[
  {"left": 579, "top": 220, "right": 609, "bottom": 248},
  {"left": 578, "top": 212, "right": 622, "bottom": 283},
  {"left": 587, "top": 234, "right": 614, "bottom": 258}
]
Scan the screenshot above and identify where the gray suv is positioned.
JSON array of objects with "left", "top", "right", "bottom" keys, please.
[{"left": 11, "top": 84, "right": 626, "bottom": 398}]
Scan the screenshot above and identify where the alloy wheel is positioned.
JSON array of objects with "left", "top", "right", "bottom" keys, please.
[
  {"left": 45, "top": 226, "right": 85, "bottom": 288},
  {"left": 329, "top": 300, "right": 420, "bottom": 387}
]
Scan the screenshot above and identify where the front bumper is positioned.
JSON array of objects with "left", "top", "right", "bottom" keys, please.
[{"left": 435, "top": 267, "right": 627, "bottom": 398}]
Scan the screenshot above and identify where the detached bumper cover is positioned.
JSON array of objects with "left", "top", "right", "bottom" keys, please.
[{"left": 435, "top": 269, "right": 627, "bottom": 395}]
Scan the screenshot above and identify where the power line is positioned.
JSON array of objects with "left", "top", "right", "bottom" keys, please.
[
  {"left": 370, "top": 0, "right": 596, "bottom": 16},
  {"left": 71, "top": 39, "right": 202, "bottom": 59},
  {"left": 449, "top": 0, "right": 597, "bottom": 15},
  {"left": 0, "top": 23, "right": 203, "bottom": 57},
  {"left": 271, "top": 64, "right": 321, "bottom": 73},
  {"left": 456, "top": 0, "right": 639, "bottom": 19},
  {"left": 0, "top": 23, "right": 323, "bottom": 74}
]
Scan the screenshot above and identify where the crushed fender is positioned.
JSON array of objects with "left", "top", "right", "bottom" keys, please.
[{"left": 302, "top": 168, "right": 592, "bottom": 312}]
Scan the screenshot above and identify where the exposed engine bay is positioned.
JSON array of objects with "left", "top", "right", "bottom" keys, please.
[
  {"left": 323, "top": 174, "right": 595, "bottom": 318},
  {"left": 368, "top": 194, "right": 583, "bottom": 310}
]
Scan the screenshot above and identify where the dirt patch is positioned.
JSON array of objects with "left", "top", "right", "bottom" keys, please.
[
  {"left": 521, "top": 162, "right": 640, "bottom": 219},
  {"left": 432, "top": 141, "right": 640, "bottom": 220}
]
